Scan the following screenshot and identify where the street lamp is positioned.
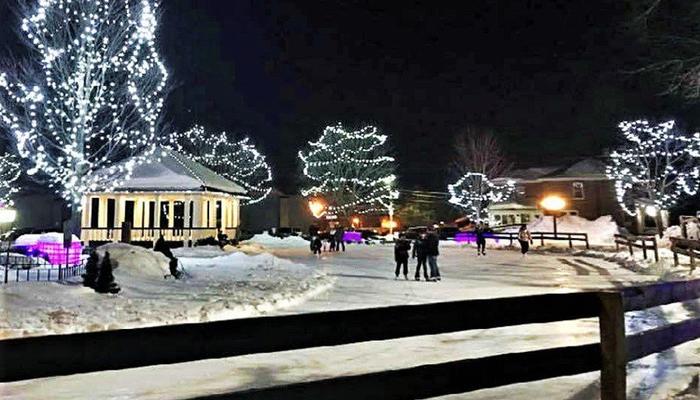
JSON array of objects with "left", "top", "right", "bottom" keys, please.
[
  {"left": 0, "top": 207, "right": 17, "bottom": 284},
  {"left": 540, "top": 195, "right": 566, "bottom": 237},
  {"left": 308, "top": 198, "right": 327, "bottom": 219}
]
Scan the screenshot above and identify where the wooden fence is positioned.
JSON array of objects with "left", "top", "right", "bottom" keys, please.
[
  {"left": 481, "top": 231, "right": 590, "bottom": 249},
  {"left": 670, "top": 237, "right": 699, "bottom": 271},
  {"left": 614, "top": 234, "right": 659, "bottom": 262},
  {"left": 1, "top": 280, "right": 699, "bottom": 400}
]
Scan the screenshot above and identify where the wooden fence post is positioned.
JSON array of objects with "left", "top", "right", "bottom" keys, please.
[
  {"left": 652, "top": 238, "right": 659, "bottom": 263},
  {"left": 598, "top": 292, "right": 627, "bottom": 400},
  {"left": 641, "top": 240, "right": 647, "bottom": 260}
]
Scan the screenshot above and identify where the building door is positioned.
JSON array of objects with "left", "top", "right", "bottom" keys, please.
[
  {"left": 215, "top": 200, "right": 222, "bottom": 229},
  {"left": 160, "top": 202, "right": 169, "bottom": 229}
]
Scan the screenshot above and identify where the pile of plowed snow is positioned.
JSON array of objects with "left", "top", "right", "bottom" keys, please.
[
  {"left": 244, "top": 233, "right": 309, "bottom": 249},
  {"left": 96, "top": 243, "right": 170, "bottom": 279}
]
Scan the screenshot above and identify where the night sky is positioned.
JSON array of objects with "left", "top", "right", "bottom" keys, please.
[{"left": 1, "top": 0, "right": 697, "bottom": 192}]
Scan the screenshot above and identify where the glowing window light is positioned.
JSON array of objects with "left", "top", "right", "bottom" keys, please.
[{"left": 309, "top": 199, "right": 327, "bottom": 219}]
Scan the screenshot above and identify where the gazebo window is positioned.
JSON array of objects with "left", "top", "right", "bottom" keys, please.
[
  {"left": 124, "top": 200, "right": 135, "bottom": 227},
  {"left": 107, "top": 199, "right": 116, "bottom": 228},
  {"left": 174, "top": 201, "right": 185, "bottom": 229},
  {"left": 90, "top": 198, "right": 100, "bottom": 228},
  {"left": 216, "top": 200, "right": 222, "bottom": 228},
  {"left": 148, "top": 201, "right": 156, "bottom": 228},
  {"left": 160, "top": 202, "right": 169, "bottom": 228},
  {"left": 572, "top": 182, "right": 585, "bottom": 199}
]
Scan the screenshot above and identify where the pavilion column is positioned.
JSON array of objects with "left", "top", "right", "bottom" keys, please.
[
  {"left": 192, "top": 195, "right": 201, "bottom": 228},
  {"left": 98, "top": 196, "right": 108, "bottom": 228},
  {"left": 155, "top": 194, "right": 162, "bottom": 229},
  {"left": 168, "top": 199, "right": 174, "bottom": 230}
]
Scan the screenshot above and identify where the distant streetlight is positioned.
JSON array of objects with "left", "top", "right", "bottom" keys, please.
[
  {"left": 540, "top": 195, "right": 566, "bottom": 236},
  {"left": 351, "top": 217, "right": 361, "bottom": 228},
  {"left": 308, "top": 198, "right": 327, "bottom": 219}
]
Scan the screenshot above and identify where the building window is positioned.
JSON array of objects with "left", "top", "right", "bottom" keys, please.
[
  {"left": 572, "top": 182, "right": 585, "bottom": 200},
  {"left": 160, "top": 202, "right": 169, "bottom": 228},
  {"left": 106, "top": 199, "right": 116, "bottom": 228},
  {"left": 148, "top": 201, "right": 156, "bottom": 228}
]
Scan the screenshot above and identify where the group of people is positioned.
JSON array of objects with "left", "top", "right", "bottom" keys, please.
[
  {"left": 309, "top": 225, "right": 346, "bottom": 255},
  {"left": 394, "top": 228, "right": 441, "bottom": 281}
]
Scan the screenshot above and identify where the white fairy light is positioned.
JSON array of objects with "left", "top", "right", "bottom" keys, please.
[
  {"left": 447, "top": 172, "right": 515, "bottom": 220},
  {"left": 168, "top": 125, "right": 273, "bottom": 205},
  {"left": 0, "top": 153, "right": 21, "bottom": 207},
  {"left": 0, "top": 0, "right": 168, "bottom": 210},
  {"left": 298, "top": 123, "right": 399, "bottom": 215},
  {"left": 606, "top": 120, "right": 700, "bottom": 216}
]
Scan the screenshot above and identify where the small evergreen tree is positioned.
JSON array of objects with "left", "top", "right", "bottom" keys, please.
[
  {"left": 82, "top": 251, "right": 99, "bottom": 288},
  {"left": 95, "top": 251, "right": 120, "bottom": 294}
]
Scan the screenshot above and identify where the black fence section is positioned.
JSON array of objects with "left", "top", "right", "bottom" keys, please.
[
  {"left": 1, "top": 255, "right": 85, "bottom": 284},
  {"left": 1, "top": 280, "right": 699, "bottom": 400},
  {"left": 614, "top": 234, "right": 659, "bottom": 262}
]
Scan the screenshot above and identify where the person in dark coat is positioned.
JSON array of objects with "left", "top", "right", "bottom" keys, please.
[
  {"left": 335, "top": 225, "right": 346, "bottom": 252},
  {"left": 412, "top": 233, "right": 429, "bottom": 281},
  {"left": 311, "top": 235, "right": 322, "bottom": 256},
  {"left": 394, "top": 234, "right": 411, "bottom": 279},
  {"left": 475, "top": 222, "right": 488, "bottom": 256},
  {"left": 425, "top": 228, "right": 441, "bottom": 281},
  {"left": 154, "top": 234, "right": 174, "bottom": 260}
]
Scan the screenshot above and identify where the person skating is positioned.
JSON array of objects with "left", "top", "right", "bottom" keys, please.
[
  {"left": 329, "top": 228, "right": 337, "bottom": 252},
  {"left": 394, "top": 234, "right": 411, "bottom": 280},
  {"left": 335, "top": 225, "right": 346, "bottom": 252},
  {"left": 425, "top": 227, "right": 441, "bottom": 281},
  {"left": 412, "top": 233, "right": 429, "bottom": 281},
  {"left": 518, "top": 224, "right": 533, "bottom": 257},
  {"left": 475, "top": 221, "right": 488, "bottom": 256},
  {"left": 311, "top": 235, "right": 322, "bottom": 256}
]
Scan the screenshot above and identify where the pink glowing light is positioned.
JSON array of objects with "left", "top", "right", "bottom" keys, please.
[
  {"left": 343, "top": 231, "right": 362, "bottom": 243},
  {"left": 33, "top": 241, "right": 82, "bottom": 265}
]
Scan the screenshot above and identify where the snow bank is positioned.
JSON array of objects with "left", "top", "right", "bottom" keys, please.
[
  {"left": 96, "top": 243, "right": 170, "bottom": 279},
  {"left": 244, "top": 233, "right": 309, "bottom": 249}
]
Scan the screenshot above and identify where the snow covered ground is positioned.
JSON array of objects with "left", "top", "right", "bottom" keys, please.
[
  {"left": 2, "top": 240, "right": 699, "bottom": 400},
  {"left": 0, "top": 243, "right": 332, "bottom": 339}
]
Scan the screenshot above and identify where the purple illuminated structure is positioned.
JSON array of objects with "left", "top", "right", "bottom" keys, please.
[
  {"left": 343, "top": 231, "right": 363, "bottom": 243},
  {"left": 13, "top": 233, "right": 82, "bottom": 266},
  {"left": 454, "top": 232, "right": 500, "bottom": 244},
  {"left": 34, "top": 241, "right": 82, "bottom": 266}
]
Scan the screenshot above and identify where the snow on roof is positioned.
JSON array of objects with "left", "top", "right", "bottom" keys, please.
[
  {"left": 93, "top": 147, "right": 247, "bottom": 195},
  {"left": 503, "top": 158, "right": 608, "bottom": 181}
]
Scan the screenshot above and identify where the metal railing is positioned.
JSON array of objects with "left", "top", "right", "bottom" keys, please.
[
  {"left": 1, "top": 280, "right": 698, "bottom": 399},
  {"left": 2, "top": 256, "right": 85, "bottom": 284}
]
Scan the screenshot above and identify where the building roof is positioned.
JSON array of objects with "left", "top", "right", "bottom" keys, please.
[
  {"left": 94, "top": 147, "right": 247, "bottom": 196},
  {"left": 504, "top": 157, "right": 608, "bottom": 182}
]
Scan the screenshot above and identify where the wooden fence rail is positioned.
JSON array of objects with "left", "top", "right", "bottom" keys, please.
[
  {"left": 614, "top": 234, "right": 659, "bottom": 262},
  {"left": 463, "top": 231, "right": 590, "bottom": 249},
  {"left": 1, "top": 280, "right": 699, "bottom": 400}
]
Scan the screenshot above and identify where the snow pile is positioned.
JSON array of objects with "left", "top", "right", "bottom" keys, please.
[
  {"left": 13, "top": 234, "right": 42, "bottom": 247},
  {"left": 244, "top": 233, "right": 309, "bottom": 249},
  {"left": 96, "top": 243, "right": 170, "bottom": 279},
  {"left": 0, "top": 245, "right": 332, "bottom": 338},
  {"left": 512, "top": 215, "right": 619, "bottom": 246},
  {"left": 657, "top": 225, "right": 683, "bottom": 248}
]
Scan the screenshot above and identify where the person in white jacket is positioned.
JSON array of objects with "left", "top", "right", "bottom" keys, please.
[{"left": 517, "top": 224, "right": 532, "bottom": 257}]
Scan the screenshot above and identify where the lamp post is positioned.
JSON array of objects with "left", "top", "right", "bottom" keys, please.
[
  {"left": 540, "top": 195, "right": 566, "bottom": 237},
  {"left": 0, "top": 207, "right": 17, "bottom": 284}
]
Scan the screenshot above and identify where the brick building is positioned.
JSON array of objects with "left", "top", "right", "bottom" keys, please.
[{"left": 490, "top": 158, "right": 621, "bottom": 225}]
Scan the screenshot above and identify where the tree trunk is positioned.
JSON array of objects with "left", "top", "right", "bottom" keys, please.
[
  {"left": 65, "top": 201, "right": 82, "bottom": 238},
  {"left": 655, "top": 212, "right": 665, "bottom": 237}
]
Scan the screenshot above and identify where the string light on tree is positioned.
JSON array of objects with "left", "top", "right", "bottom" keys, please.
[
  {"left": 605, "top": 120, "right": 700, "bottom": 216},
  {"left": 298, "top": 124, "right": 399, "bottom": 215},
  {"left": 0, "top": 0, "right": 168, "bottom": 222},
  {"left": 0, "top": 153, "right": 21, "bottom": 207},
  {"left": 168, "top": 125, "right": 273, "bottom": 205},
  {"left": 447, "top": 172, "right": 515, "bottom": 220}
]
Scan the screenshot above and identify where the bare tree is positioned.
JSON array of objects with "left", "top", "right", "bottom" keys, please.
[
  {"left": 627, "top": 0, "right": 700, "bottom": 100},
  {"left": 451, "top": 127, "right": 511, "bottom": 179},
  {"left": 0, "top": 0, "right": 168, "bottom": 233}
]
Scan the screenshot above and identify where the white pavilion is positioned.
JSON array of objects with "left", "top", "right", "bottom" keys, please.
[{"left": 80, "top": 147, "right": 247, "bottom": 245}]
